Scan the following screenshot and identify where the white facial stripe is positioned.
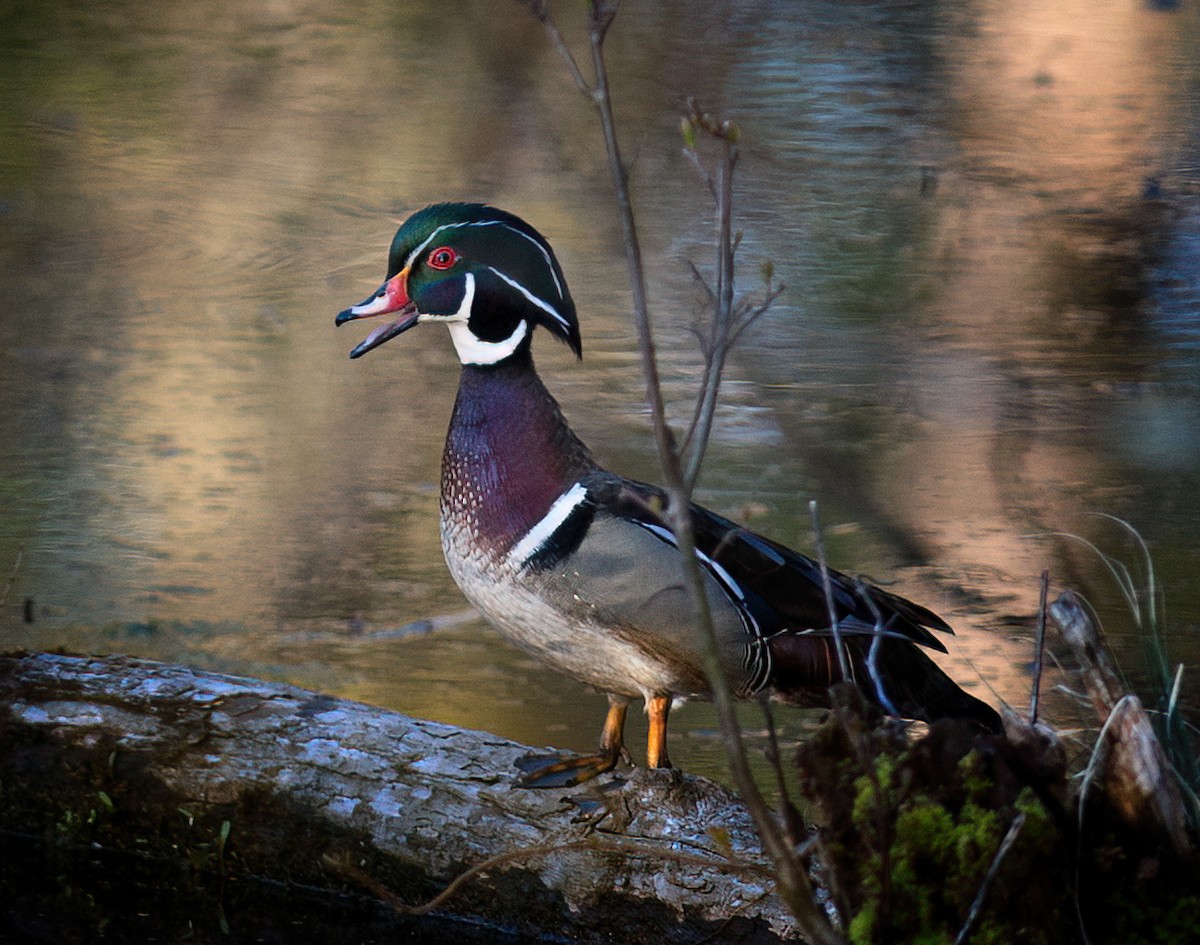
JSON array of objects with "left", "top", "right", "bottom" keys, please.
[
  {"left": 487, "top": 266, "right": 570, "bottom": 330},
  {"left": 508, "top": 482, "right": 590, "bottom": 567},
  {"left": 491, "top": 222, "right": 566, "bottom": 301},
  {"left": 404, "top": 222, "right": 459, "bottom": 272},
  {"left": 402, "top": 218, "right": 565, "bottom": 302},
  {"left": 419, "top": 270, "right": 475, "bottom": 326}
]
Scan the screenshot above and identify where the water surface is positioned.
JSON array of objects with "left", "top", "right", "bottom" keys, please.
[{"left": 2, "top": 0, "right": 1199, "bottom": 784}]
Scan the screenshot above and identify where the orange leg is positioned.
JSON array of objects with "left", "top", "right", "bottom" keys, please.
[
  {"left": 598, "top": 694, "right": 629, "bottom": 760},
  {"left": 516, "top": 693, "right": 631, "bottom": 789},
  {"left": 645, "top": 693, "right": 673, "bottom": 769}
]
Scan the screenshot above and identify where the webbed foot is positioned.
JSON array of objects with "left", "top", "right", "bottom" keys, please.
[{"left": 514, "top": 750, "right": 623, "bottom": 788}]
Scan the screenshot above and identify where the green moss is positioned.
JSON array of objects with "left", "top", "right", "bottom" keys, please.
[
  {"left": 847, "top": 901, "right": 877, "bottom": 945},
  {"left": 799, "top": 702, "right": 1072, "bottom": 945},
  {"left": 802, "top": 691, "right": 1200, "bottom": 945},
  {"left": 1088, "top": 880, "right": 1200, "bottom": 945},
  {"left": 842, "top": 747, "right": 1021, "bottom": 942}
]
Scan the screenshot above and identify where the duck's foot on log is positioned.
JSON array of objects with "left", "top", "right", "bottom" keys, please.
[{"left": 514, "top": 749, "right": 628, "bottom": 788}]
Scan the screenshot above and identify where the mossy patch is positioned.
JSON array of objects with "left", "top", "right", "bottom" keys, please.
[
  {"left": 798, "top": 686, "right": 1199, "bottom": 945},
  {"left": 800, "top": 687, "right": 1069, "bottom": 944}
]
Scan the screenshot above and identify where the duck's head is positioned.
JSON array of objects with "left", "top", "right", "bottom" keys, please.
[{"left": 336, "top": 202, "right": 581, "bottom": 365}]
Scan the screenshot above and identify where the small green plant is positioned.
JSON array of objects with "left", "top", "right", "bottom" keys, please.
[
  {"left": 847, "top": 756, "right": 1057, "bottom": 944},
  {"left": 799, "top": 692, "right": 1070, "bottom": 945}
]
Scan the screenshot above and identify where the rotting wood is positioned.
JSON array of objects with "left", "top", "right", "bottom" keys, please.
[
  {"left": 1049, "top": 591, "right": 1192, "bottom": 856},
  {"left": 0, "top": 651, "right": 803, "bottom": 943}
]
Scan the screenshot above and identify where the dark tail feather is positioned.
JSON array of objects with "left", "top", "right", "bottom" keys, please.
[{"left": 767, "top": 633, "right": 1003, "bottom": 734}]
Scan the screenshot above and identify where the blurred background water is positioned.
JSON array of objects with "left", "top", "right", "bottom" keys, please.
[{"left": 2, "top": 0, "right": 1199, "bottom": 786}]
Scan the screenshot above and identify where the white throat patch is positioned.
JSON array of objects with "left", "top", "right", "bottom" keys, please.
[
  {"left": 447, "top": 318, "right": 528, "bottom": 365},
  {"left": 428, "top": 273, "right": 528, "bottom": 365}
]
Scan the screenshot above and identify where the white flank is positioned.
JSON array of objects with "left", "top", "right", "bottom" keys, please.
[{"left": 508, "top": 482, "right": 590, "bottom": 566}]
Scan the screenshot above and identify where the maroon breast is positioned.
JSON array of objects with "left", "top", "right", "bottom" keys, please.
[{"left": 441, "top": 357, "right": 595, "bottom": 559}]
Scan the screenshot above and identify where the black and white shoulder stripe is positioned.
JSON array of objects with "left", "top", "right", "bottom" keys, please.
[{"left": 507, "top": 481, "right": 596, "bottom": 572}]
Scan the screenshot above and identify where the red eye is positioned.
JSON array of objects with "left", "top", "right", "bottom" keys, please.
[{"left": 427, "top": 246, "right": 458, "bottom": 270}]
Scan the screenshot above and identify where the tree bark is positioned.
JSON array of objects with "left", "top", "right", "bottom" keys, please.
[{"left": 0, "top": 652, "right": 805, "bottom": 943}]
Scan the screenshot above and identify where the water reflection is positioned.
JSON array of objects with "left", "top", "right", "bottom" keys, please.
[{"left": 1, "top": 0, "right": 1198, "bottom": 787}]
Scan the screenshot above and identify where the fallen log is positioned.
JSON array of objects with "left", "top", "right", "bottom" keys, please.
[{"left": 0, "top": 652, "right": 801, "bottom": 943}]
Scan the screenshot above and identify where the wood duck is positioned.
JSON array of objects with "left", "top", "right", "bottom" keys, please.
[{"left": 336, "top": 202, "right": 1003, "bottom": 787}]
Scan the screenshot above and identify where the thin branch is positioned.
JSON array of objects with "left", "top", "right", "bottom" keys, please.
[
  {"left": 759, "top": 695, "right": 808, "bottom": 848},
  {"left": 590, "top": 33, "right": 841, "bottom": 945},
  {"left": 727, "top": 284, "right": 784, "bottom": 349},
  {"left": 583, "top": 6, "right": 679, "bottom": 488},
  {"left": 681, "top": 143, "right": 719, "bottom": 201},
  {"left": 810, "top": 500, "right": 851, "bottom": 681},
  {"left": 680, "top": 106, "right": 739, "bottom": 490},
  {"left": 1031, "top": 569, "right": 1049, "bottom": 724},
  {"left": 953, "top": 811, "right": 1026, "bottom": 945},
  {"left": 523, "top": 6, "right": 840, "bottom": 940},
  {"left": 327, "top": 833, "right": 773, "bottom": 918},
  {"left": 522, "top": 0, "right": 594, "bottom": 99},
  {"left": 677, "top": 104, "right": 780, "bottom": 487},
  {"left": 685, "top": 259, "right": 716, "bottom": 303},
  {"left": 856, "top": 577, "right": 899, "bottom": 717}
]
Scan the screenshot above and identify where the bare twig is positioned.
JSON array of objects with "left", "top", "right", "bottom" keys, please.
[
  {"left": 758, "top": 695, "right": 808, "bottom": 848},
  {"left": 677, "top": 104, "right": 781, "bottom": 489},
  {"left": 681, "top": 108, "right": 739, "bottom": 489},
  {"left": 810, "top": 500, "right": 851, "bottom": 681},
  {"left": 582, "top": 11, "right": 680, "bottom": 490},
  {"left": 953, "top": 811, "right": 1026, "bottom": 945},
  {"left": 685, "top": 258, "right": 717, "bottom": 304},
  {"left": 523, "top": 1, "right": 594, "bottom": 98},
  {"left": 856, "top": 577, "right": 899, "bottom": 716},
  {"left": 727, "top": 285, "right": 784, "bottom": 348},
  {"left": 1031, "top": 569, "right": 1049, "bottom": 724},
  {"left": 327, "top": 834, "right": 773, "bottom": 917}
]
